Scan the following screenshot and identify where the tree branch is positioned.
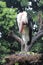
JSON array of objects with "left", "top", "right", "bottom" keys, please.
[
  {"left": 28, "top": 30, "right": 43, "bottom": 50},
  {"left": 7, "top": 30, "right": 43, "bottom": 51},
  {"left": 8, "top": 31, "right": 24, "bottom": 45}
]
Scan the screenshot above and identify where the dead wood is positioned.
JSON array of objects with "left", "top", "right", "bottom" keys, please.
[{"left": 4, "top": 53, "right": 43, "bottom": 65}]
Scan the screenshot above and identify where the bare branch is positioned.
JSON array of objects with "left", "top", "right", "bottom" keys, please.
[
  {"left": 28, "top": 30, "right": 43, "bottom": 50},
  {"left": 8, "top": 31, "right": 23, "bottom": 44},
  {"left": 8, "top": 30, "right": 43, "bottom": 51}
]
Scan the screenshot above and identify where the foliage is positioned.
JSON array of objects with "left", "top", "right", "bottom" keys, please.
[
  {"left": 0, "top": 1, "right": 17, "bottom": 33},
  {"left": 0, "top": 1, "right": 20, "bottom": 65},
  {"left": 20, "top": 0, "right": 28, "bottom": 7},
  {"left": 0, "top": 0, "right": 43, "bottom": 65},
  {"left": 30, "top": 38, "right": 43, "bottom": 53}
]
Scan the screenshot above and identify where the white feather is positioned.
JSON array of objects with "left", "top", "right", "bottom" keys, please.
[{"left": 17, "top": 11, "right": 29, "bottom": 43}]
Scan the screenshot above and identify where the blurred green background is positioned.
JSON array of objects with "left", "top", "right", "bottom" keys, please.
[{"left": 0, "top": 0, "right": 43, "bottom": 65}]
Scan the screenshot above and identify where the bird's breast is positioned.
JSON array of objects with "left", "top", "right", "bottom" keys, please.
[
  {"left": 22, "top": 25, "right": 29, "bottom": 34},
  {"left": 22, "top": 26, "right": 29, "bottom": 43}
]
